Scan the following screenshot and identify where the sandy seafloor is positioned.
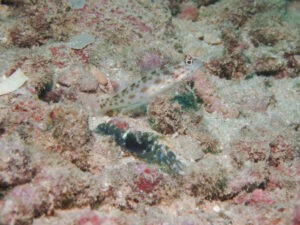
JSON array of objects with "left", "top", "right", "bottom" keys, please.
[{"left": 0, "top": 0, "right": 299, "bottom": 224}]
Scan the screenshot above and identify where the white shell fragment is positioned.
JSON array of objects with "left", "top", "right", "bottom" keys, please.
[
  {"left": 0, "top": 68, "right": 28, "bottom": 96},
  {"left": 66, "top": 33, "right": 95, "bottom": 49}
]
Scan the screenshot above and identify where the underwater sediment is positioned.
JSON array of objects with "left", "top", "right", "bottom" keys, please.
[{"left": 0, "top": 0, "right": 299, "bottom": 224}]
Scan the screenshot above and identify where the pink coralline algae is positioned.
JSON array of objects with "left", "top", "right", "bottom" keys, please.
[
  {"left": 75, "top": 211, "right": 102, "bottom": 225},
  {"left": 193, "top": 70, "right": 239, "bottom": 118},
  {"left": 268, "top": 136, "right": 295, "bottom": 167},
  {"left": 49, "top": 45, "right": 69, "bottom": 68},
  {"left": 0, "top": 165, "right": 105, "bottom": 225},
  {"left": 292, "top": 192, "right": 300, "bottom": 225},
  {"left": 10, "top": 99, "right": 50, "bottom": 130},
  {"left": 232, "top": 141, "right": 268, "bottom": 163},
  {"left": 0, "top": 184, "right": 51, "bottom": 225},
  {"left": 234, "top": 189, "right": 273, "bottom": 205},
  {"left": 134, "top": 168, "right": 163, "bottom": 193},
  {"left": 0, "top": 141, "right": 35, "bottom": 188},
  {"left": 178, "top": 3, "right": 198, "bottom": 21},
  {"left": 74, "top": 210, "right": 121, "bottom": 225},
  {"left": 0, "top": 0, "right": 299, "bottom": 224},
  {"left": 137, "top": 52, "right": 163, "bottom": 70},
  {"left": 107, "top": 118, "right": 129, "bottom": 132}
]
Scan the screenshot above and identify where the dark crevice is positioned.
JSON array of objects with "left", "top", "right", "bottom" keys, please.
[{"left": 219, "top": 178, "right": 269, "bottom": 201}]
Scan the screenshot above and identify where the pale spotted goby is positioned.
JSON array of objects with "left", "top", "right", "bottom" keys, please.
[{"left": 98, "top": 55, "right": 202, "bottom": 113}]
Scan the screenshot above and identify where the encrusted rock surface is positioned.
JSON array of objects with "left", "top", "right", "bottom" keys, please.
[{"left": 0, "top": 0, "right": 299, "bottom": 224}]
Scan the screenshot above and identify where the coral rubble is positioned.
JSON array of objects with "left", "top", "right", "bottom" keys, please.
[{"left": 0, "top": 0, "right": 299, "bottom": 224}]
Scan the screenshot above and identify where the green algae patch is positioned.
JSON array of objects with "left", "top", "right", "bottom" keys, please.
[{"left": 171, "top": 91, "right": 202, "bottom": 111}]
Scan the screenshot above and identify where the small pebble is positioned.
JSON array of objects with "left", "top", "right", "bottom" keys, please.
[
  {"left": 67, "top": 33, "right": 95, "bottom": 50},
  {"left": 213, "top": 205, "right": 221, "bottom": 213},
  {"left": 204, "top": 33, "right": 222, "bottom": 45},
  {"left": 79, "top": 75, "right": 99, "bottom": 93},
  {"left": 57, "top": 65, "right": 82, "bottom": 87},
  {"left": 89, "top": 65, "right": 108, "bottom": 86}
]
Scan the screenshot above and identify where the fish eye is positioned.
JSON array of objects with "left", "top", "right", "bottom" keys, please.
[
  {"left": 184, "top": 55, "right": 194, "bottom": 65},
  {"left": 187, "top": 59, "right": 193, "bottom": 65}
]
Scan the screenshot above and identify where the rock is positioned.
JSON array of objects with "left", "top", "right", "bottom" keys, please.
[
  {"left": 89, "top": 65, "right": 108, "bottom": 86},
  {"left": 147, "top": 97, "right": 183, "bottom": 134},
  {"left": 0, "top": 139, "right": 35, "bottom": 188},
  {"left": 79, "top": 75, "right": 99, "bottom": 93},
  {"left": 204, "top": 32, "right": 222, "bottom": 45},
  {"left": 66, "top": 33, "right": 95, "bottom": 49},
  {"left": 178, "top": 3, "right": 198, "bottom": 21},
  {"left": 57, "top": 65, "right": 82, "bottom": 87},
  {"left": 51, "top": 106, "right": 90, "bottom": 149}
]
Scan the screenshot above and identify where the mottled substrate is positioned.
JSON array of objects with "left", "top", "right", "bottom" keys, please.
[
  {"left": 95, "top": 122, "right": 183, "bottom": 174},
  {"left": 0, "top": 0, "right": 299, "bottom": 224}
]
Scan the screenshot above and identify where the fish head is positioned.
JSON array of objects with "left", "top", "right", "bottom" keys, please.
[
  {"left": 171, "top": 55, "right": 202, "bottom": 81},
  {"left": 184, "top": 55, "right": 202, "bottom": 72}
]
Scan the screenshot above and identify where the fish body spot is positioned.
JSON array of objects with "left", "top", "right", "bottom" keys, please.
[
  {"left": 140, "top": 87, "right": 148, "bottom": 93},
  {"left": 154, "top": 78, "right": 162, "bottom": 84},
  {"left": 121, "top": 89, "right": 129, "bottom": 94},
  {"left": 162, "top": 68, "right": 171, "bottom": 75},
  {"left": 174, "top": 65, "right": 181, "bottom": 70},
  {"left": 141, "top": 76, "right": 148, "bottom": 82},
  {"left": 128, "top": 94, "right": 136, "bottom": 99}
]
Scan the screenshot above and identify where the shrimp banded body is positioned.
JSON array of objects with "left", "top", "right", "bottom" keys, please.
[{"left": 98, "top": 55, "right": 202, "bottom": 113}]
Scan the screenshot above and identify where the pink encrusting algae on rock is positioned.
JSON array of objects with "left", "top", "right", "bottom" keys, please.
[
  {"left": 0, "top": 0, "right": 299, "bottom": 224},
  {"left": 137, "top": 52, "right": 163, "bottom": 70},
  {"left": 193, "top": 70, "right": 239, "bottom": 118},
  {"left": 178, "top": 3, "right": 198, "bottom": 21}
]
